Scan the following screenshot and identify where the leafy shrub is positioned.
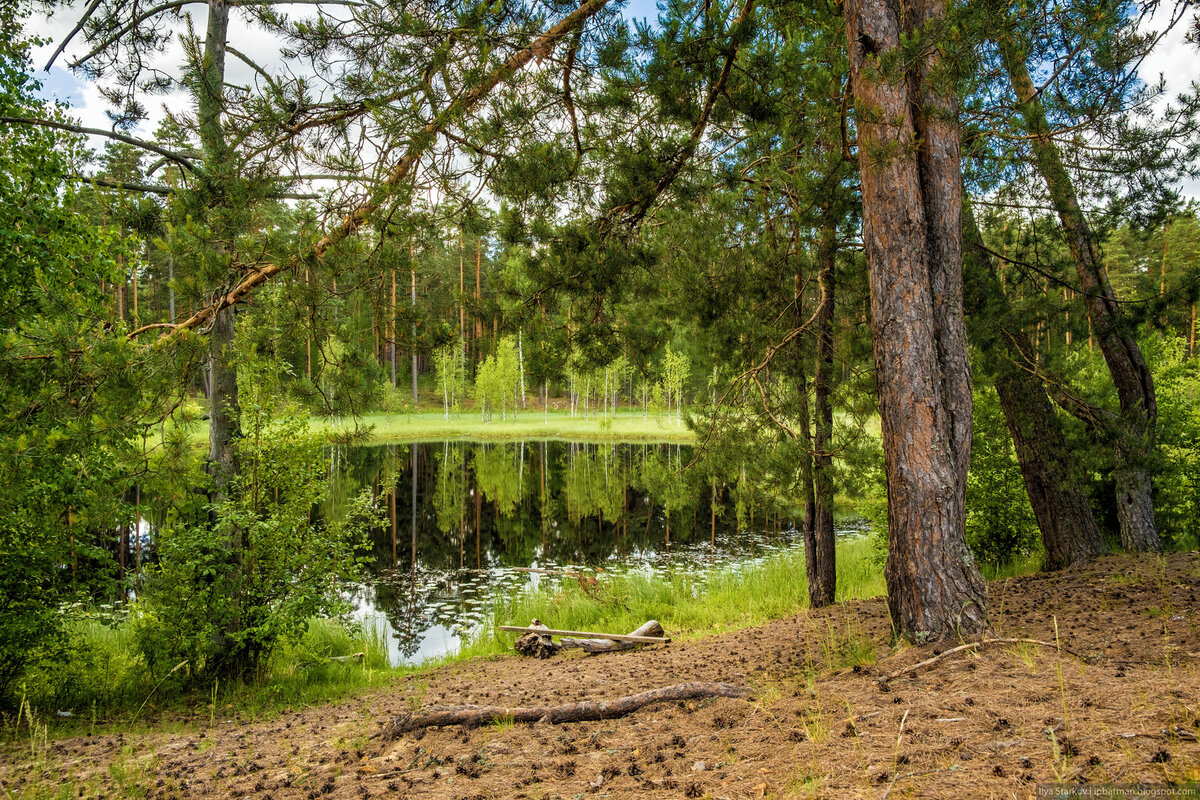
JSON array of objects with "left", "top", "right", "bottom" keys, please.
[
  {"left": 133, "top": 398, "right": 379, "bottom": 683},
  {"left": 965, "top": 388, "right": 1042, "bottom": 567}
]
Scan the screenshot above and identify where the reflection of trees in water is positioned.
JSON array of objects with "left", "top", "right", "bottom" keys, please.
[
  {"left": 332, "top": 441, "right": 778, "bottom": 578},
  {"left": 322, "top": 440, "right": 828, "bottom": 661}
]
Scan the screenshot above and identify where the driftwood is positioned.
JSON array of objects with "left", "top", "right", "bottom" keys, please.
[
  {"left": 561, "top": 621, "right": 667, "bottom": 653},
  {"left": 511, "top": 620, "right": 667, "bottom": 657},
  {"left": 380, "top": 681, "right": 753, "bottom": 738},
  {"left": 877, "top": 638, "right": 1080, "bottom": 688}
]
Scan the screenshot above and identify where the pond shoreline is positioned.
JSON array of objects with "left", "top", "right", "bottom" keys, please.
[{"left": 7, "top": 553, "right": 1196, "bottom": 799}]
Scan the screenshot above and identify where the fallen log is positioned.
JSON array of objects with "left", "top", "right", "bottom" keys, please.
[
  {"left": 500, "top": 625, "right": 670, "bottom": 644},
  {"left": 379, "top": 681, "right": 754, "bottom": 738},
  {"left": 560, "top": 620, "right": 667, "bottom": 653}
]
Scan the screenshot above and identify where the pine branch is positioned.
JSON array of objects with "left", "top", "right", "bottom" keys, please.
[
  {"left": 68, "top": 0, "right": 208, "bottom": 68},
  {"left": 1, "top": 116, "right": 198, "bottom": 170},
  {"left": 152, "top": 0, "right": 613, "bottom": 342},
  {"left": 42, "top": 0, "right": 105, "bottom": 70}
]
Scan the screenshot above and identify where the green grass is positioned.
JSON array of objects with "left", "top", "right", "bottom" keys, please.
[
  {"left": 176, "top": 408, "right": 697, "bottom": 445},
  {"left": 13, "top": 618, "right": 415, "bottom": 734},
  {"left": 317, "top": 409, "right": 696, "bottom": 443},
  {"left": 14, "top": 537, "right": 885, "bottom": 734},
  {"left": 458, "top": 536, "right": 885, "bottom": 660}
]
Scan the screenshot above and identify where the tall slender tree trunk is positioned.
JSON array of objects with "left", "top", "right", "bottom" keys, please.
[
  {"left": 962, "top": 203, "right": 1106, "bottom": 570},
  {"left": 809, "top": 215, "right": 837, "bottom": 607},
  {"left": 459, "top": 231, "right": 466, "bottom": 360},
  {"left": 998, "top": 37, "right": 1160, "bottom": 553},
  {"left": 390, "top": 268, "right": 397, "bottom": 387},
  {"left": 167, "top": 255, "right": 176, "bottom": 324},
  {"left": 410, "top": 241, "right": 418, "bottom": 404},
  {"left": 131, "top": 262, "right": 139, "bottom": 328},
  {"left": 201, "top": 0, "right": 238, "bottom": 503},
  {"left": 794, "top": 271, "right": 818, "bottom": 585},
  {"left": 845, "top": 0, "right": 988, "bottom": 641},
  {"left": 474, "top": 241, "right": 482, "bottom": 365},
  {"left": 1191, "top": 303, "right": 1196, "bottom": 359}
]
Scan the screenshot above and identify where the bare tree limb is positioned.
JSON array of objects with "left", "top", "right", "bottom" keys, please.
[
  {"left": 42, "top": 0, "right": 105, "bottom": 70},
  {"left": 877, "top": 638, "right": 1084, "bottom": 688},
  {"left": 81, "top": 175, "right": 173, "bottom": 195},
  {"left": 1, "top": 116, "right": 198, "bottom": 170},
  {"left": 379, "top": 682, "right": 754, "bottom": 738}
]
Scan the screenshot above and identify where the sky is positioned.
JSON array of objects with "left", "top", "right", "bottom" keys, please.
[{"left": 22, "top": 0, "right": 1200, "bottom": 200}]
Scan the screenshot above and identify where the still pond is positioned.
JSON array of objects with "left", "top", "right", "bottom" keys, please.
[{"left": 329, "top": 441, "right": 869, "bottom": 666}]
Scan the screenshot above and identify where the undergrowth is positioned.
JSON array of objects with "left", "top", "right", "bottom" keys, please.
[{"left": 459, "top": 536, "right": 885, "bottom": 660}]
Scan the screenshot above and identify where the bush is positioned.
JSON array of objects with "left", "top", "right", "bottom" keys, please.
[
  {"left": 965, "top": 388, "right": 1042, "bottom": 567},
  {"left": 133, "top": 399, "right": 379, "bottom": 684}
]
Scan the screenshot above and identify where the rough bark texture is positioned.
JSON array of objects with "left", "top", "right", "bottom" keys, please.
[
  {"left": 845, "top": 0, "right": 988, "bottom": 641},
  {"left": 998, "top": 39, "right": 1160, "bottom": 553},
  {"left": 962, "top": 204, "right": 1106, "bottom": 571},
  {"left": 809, "top": 217, "right": 837, "bottom": 608},
  {"left": 381, "top": 682, "right": 754, "bottom": 737}
]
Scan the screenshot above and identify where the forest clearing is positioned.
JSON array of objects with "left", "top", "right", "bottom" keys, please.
[
  {"left": 2, "top": 553, "right": 1197, "bottom": 799},
  {"left": 4, "top": 0, "right": 1200, "bottom": 796}
]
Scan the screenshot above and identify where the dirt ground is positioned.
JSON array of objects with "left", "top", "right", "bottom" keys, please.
[{"left": 4, "top": 553, "right": 1199, "bottom": 799}]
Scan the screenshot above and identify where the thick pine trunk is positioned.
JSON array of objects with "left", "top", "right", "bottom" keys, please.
[
  {"left": 999, "top": 40, "right": 1160, "bottom": 553},
  {"left": 810, "top": 217, "right": 837, "bottom": 608},
  {"left": 845, "top": 0, "right": 987, "bottom": 641},
  {"left": 962, "top": 204, "right": 1105, "bottom": 570}
]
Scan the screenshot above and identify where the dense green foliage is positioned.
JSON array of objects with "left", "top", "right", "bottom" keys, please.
[{"left": 2, "top": 0, "right": 1200, "bottom": 710}]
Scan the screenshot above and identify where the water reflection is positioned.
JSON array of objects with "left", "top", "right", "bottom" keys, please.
[{"left": 324, "top": 441, "right": 866, "bottom": 665}]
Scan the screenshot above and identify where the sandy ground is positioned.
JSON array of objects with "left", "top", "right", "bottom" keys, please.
[{"left": 3, "top": 553, "right": 1199, "bottom": 799}]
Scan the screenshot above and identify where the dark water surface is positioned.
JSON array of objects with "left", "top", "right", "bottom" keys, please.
[{"left": 328, "top": 441, "right": 867, "bottom": 666}]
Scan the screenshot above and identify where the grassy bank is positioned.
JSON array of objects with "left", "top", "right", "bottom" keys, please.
[
  {"left": 19, "top": 538, "right": 885, "bottom": 730},
  {"left": 459, "top": 536, "right": 886, "bottom": 661},
  {"left": 174, "top": 408, "right": 698, "bottom": 445},
  {"left": 315, "top": 409, "right": 696, "bottom": 443}
]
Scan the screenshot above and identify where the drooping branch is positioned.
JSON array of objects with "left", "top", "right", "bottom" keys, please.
[
  {"left": 155, "top": 0, "right": 612, "bottom": 341},
  {"left": 82, "top": 175, "right": 173, "bottom": 195},
  {"left": 603, "top": 0, "right": 756, "bottom": 230},
  {"left": 379, "top": 682, "right": 754, "bottom": 738},
  {"left": 0, "top": 116, "right": 198, "bottom": 171}
]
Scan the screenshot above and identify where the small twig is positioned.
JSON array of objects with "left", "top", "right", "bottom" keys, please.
[
  {"left": 882, "top": 765, "right": 958, "bottom": 800},
  {"left": 877, "top": 638, "right": 1081, "bottom": 688}
]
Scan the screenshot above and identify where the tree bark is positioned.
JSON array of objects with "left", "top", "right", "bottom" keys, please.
[
  {"left": 845, "top": 0, "right": 988, "bottom": 641},
  {"left": 810, "top": 214, "right": 837, "bottom": 607},
  {"left": 962, "top": 203, "right": 1106, "bottom": 570},
  {"left": 998, "top": 37, "right": 1160, "bottom": 553}
]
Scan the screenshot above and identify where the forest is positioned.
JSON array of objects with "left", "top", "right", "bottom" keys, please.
[{"left": 1, "top": 0, "right": 1200, "bottom": 766}]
